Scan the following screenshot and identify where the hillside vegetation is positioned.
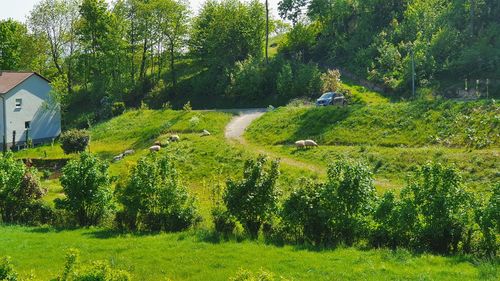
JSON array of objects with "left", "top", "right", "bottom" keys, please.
[{"left": 246, "top": 100, "right": 499, "bottom": 191}]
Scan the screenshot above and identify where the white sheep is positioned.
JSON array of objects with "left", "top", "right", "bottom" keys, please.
[
  {"left": 295, "top": 140, "right": 306, "bottom": 149},
  {"left": 113, "top": 154, "right": 124, "bottom": 162},
  {"left": 169, "top": 135, "right": 180, "bottom": 142},
  {"left": 123, "top": 150, "right": 135, "bottom": 156},
  {"left": 304, "top": 140, "right": 318, "bottom": 147},
  {"left": 201, "top": 130, "right": 211, "bottom": 137},
  {"left": 149, "top": 145, "right": 161, "bottom": 152}
]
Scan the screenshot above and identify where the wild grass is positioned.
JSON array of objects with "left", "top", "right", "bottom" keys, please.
[
  {"left": 246, "top": 100, "right": 499, "bottom": 192},
  {"left": 0, "top": 225, "right": 496, "bottom": 281}
]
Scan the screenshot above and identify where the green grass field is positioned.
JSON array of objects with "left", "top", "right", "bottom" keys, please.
[
  {"left": 1, "top": 226, "right": 497, "bottom": 281},
  {"left": 4, "top": 101, "right": 499, "bottom": 280},
  {"left": 245, "top": 101, "right": 499, "bottom": 192}
]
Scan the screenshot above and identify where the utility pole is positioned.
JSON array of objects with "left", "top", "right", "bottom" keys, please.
[
  {"left": 486, "top": 78, "right": 489, "bottom": 98},
  {"left": 411, "top": 49, "right": 416, "bottom": 98}
]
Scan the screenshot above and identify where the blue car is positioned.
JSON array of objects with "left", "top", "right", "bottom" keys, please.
[{"left": 316, "top": 92, "right": 346, "bottom": 106}]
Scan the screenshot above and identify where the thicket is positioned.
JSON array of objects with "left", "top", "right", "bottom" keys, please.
[
  {"left": 213, "top": 157, "right": 499, "bottom": 257},
  {"left": 0, "top": 150, "right": 497, "bottom": 258},
  {"left": 115, "top": 152, "right": 199, "bottom": 232},
  {"left": 55, "top": 152, "right": 114, "bottom": 227},
  {"left": 0, "top": 153, "right": 51, "bottom": 225}
]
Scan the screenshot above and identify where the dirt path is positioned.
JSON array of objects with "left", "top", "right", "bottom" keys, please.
[{"left": 224, "top": 109, "right": 326, "bottom": 175}]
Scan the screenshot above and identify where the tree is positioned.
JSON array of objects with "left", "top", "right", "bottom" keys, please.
[
  {"left": 116, "top": 152, "right": 199, "bottom": 232},
  {"left": 224, "top": 156, "right": 280, "bottom": 237},
  {"left": 0, "top": 19, "right": 48, "bottom": 72},
  {"left": 0, "top": 153, "right": 49, "bottom": 225},
  {"left": 56, "top": 152, "right": 113, "bottom": 226},
  {"left": 190, "top": 0, "right": 266, "bottom": 73},
  {"left": 29, "top": 0, "right": 80, "bottom": 93}
]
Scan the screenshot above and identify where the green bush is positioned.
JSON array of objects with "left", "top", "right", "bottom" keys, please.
[
  {"left": 55, "top": 152, "right": 113, "bottom": 226},
  {"left": 224, "top": 156, "right": 280, "bottom": 238},
  {"left": 282, "top": 160, "right": 376, "bottom": 246},
  {"left": 116, "top": 152, "right": 199, "bottom": 232},
  {"left": 230, "top": 268, "right": 286, "bottom": 281},
  {"left": 60, "top": 129, "right": 90, "bottom": 154},
  {"left": 0, "top": 256, "right": 17, "bottom": 281},
  {"left": 111, "top": 102, "right": 126, "bottom": 116},
  {"left": 372, "top": 162, "right": 474, "bottom": 254},
  {"left": 56, "top": 248, "right": 131, "bottom": 281},
  {"left": 211, "top": 205, "right": 237, "bottom": 237},
  {"left": 0, "top": 153, "right": 50, "bottom": 225},
  {"left": 475, "top": 183, "right": 499, "bottom": 259}
]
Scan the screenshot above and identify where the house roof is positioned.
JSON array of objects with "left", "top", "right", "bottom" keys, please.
[{"left": 0, "top": 71, "right": 51, "bottom": 94}]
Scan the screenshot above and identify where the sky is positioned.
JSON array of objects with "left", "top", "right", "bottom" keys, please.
[{"left": 0, "top": 0, "right": 281, "bottom": 23}]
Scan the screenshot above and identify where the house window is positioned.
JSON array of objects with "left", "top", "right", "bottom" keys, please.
[
  {"left": 25, "top": 121, "right": 31, "bottom": 129},
  {"left": 15, "top": 99, "right": 22, "bottom": 109}
]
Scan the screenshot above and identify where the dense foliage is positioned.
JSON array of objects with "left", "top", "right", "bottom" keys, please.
[
  {"left": 278, "top": 0, "right": 500, "bottom": 96},
  {"left": 59, "top": 129, "right": 90, "bottom": 154},
  {"left": 116, "top": 152, "right": 199, "bottom": 232},
  {"left": 56, "top": 152, "right": 113, "bottom": 226},
  {"left": 223, "top": 156, "right": 280, "bottom": 237},
  {"left": 282, "top": 160, "right": 376, "bottom": 246},
  {"left": 0, "top": 153, "right": 50, "bottom": 225}
]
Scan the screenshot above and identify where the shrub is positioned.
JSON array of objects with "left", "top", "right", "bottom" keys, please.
[
  {"left": 321, "top": 69, "right": 342, "bottom": 93},
  {"left": 183, "top": 101, "right": 192, "bottom": 112},
  {"left": 0, "top": 256, "right": 17, "bottom": 281},
  {"left": 230, "top": 268, "right": 286, "bottom": 281},
  {"left": 210, "top": 183, "right": 236, "bottom": 236},
  {"left": 116, "top": 152, "right": 199, "bottom": 232},
  {"left": 224, "top": 156, "right": 280, "bottom": 238},
  {"left": 111, "top": 102, "right": 126, "bottom": 116},
  {"left": 55, "top": 152, "right": 113, "bottom": 226},
  {"left": 60, "top": 129, "right": 90, "bottom": 154},
  {"left": 56, "top": 249, "right": 131, "bottom": 281},
  {"left": 282, "top": 160, "right": 376, "bottom": 246},
  {"left": 0, "top": 153, "right": 50, "bottom": 225},
  {"left": 475, "top": 183, "right": 499, "bottom": 258},
  {"left": 372, "top": 162, "right": 474, "bottom": 254}
]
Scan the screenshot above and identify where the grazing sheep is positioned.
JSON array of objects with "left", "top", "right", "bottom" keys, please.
[
  {"left": 154, "top": 141, "right": 161, "bottom": 146},
  {"left": 295, "top": 140, "right": 306, "bottom": 149},
  {"left": 169, "top": 135, "right": 180, "bottom": 142},
  {"left": 201, "top": 130, "right": 211, "bottom": 137},
  {"left": 113, "top": 154, "right": 124, "bottom": 162},
  {"left": 123, "top": 149, "right": 135, "bottom": 156},
  {"left": 149, "top": 145, "right": 161, "bottom": 152},
  {"left": 304, "top": 140, "right": 318, "bottom": 147}
]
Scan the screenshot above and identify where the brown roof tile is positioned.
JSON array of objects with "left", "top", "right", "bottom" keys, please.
[{"left": 0, "top": 71, "right": 50, "bottom": 94}]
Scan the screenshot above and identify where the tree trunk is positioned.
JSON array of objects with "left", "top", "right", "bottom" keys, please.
[{"left": 170, "top": 41, "right": 176, "bottom": 89}]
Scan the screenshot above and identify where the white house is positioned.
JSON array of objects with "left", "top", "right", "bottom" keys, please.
[{"left": 0, "top": 71, "right": 61, "bottom": 148}]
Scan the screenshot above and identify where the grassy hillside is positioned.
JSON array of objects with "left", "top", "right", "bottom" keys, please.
[
  {"left": 14, "top": 109, "right": 318, "bottom": 221},
  {"left": 1, "top": 226, "right": 496, "bottom": 281},
  {"left": 246, "top": 100, "right": 499, "bottom": 191}
]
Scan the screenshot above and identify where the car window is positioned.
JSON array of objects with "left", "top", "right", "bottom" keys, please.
[{"left": 321, "top": 93, "right": 334, "bottom": 99}]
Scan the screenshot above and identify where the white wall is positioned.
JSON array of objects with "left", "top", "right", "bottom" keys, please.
[{"left": 1, "top": 75, "right": 61, "bottom": 145}]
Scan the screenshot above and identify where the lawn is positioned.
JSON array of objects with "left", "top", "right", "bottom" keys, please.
[
  {"left": 0, "top": 225, "right": 497, "bottom": 281},
  {"left": 245, "top": 101, "right": 499, "bottom": 192}
]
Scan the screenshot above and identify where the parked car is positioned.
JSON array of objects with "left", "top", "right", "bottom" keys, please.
[{"left": 316, "top": 92, "right": 347, "bottom": 106}]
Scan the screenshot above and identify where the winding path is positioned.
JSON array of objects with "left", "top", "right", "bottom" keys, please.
[{"left": 224, "top": 109, "right": 325, "bottom": 174}]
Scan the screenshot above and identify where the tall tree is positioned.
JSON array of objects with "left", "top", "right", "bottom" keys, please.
[{"left": 29, "top": 0, "right": 80, "bottom": 92}]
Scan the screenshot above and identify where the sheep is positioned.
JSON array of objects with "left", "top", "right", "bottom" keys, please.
[
  {"left": 123, "top": 149, "right": 135, "bottom": 156},
  {"left": 113, "top": 154, "right": 124, "bottom": 162},
  {"left": 295, "top": 140, "right": 306, "bottom": 149},
  {"left": 304, "top": 140, "right": 318, "bottom": 147},
  {"left": 201, "top": 130, "right": 211, "bottom": 137},
  {"left": 149, "top": 145, "right": 161, "bottom": 152},
  {"left": 169, "top": 135, "right": 180, "bottom": 142}
]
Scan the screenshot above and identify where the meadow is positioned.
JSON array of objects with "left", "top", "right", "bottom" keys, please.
[{"left": 0, "top": 225, "right": 497, "bottom": 281}]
